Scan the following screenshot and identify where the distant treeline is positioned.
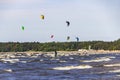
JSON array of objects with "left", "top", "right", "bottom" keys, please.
[{"left": 0, "top": 39, "right": 120, "bottom": 52}]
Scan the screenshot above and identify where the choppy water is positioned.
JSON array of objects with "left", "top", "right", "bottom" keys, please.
[{"left": 0, "top": 52, "right": 120, "bottom": 80}]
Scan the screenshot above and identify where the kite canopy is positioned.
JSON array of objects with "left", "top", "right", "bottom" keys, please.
[
  {"left": 76, "top": 37, "right": 79, "bottom": 42},
  {"left": 67, "top": 36, "right": 70, "bottom": 40},
  {"left": 51, "top": 35, "right": 54, "bottom": 38},
  {"left": 66, "top": 21, "right": 70, "bottom": 26},
  {"left": 41, "top": 15, "right": 44, "bottom": 20},
  {"left": 22, "top": 26, "right": 24, "bottom": 30}
]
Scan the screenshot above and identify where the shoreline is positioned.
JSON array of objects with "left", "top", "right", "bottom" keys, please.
[{"left": 0, "top": 50, "right": 120, "bottom": 55}]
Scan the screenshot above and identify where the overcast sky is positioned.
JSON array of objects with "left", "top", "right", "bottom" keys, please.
[{"left": 0, "top": 0, "right": 120, "bottom": 42}]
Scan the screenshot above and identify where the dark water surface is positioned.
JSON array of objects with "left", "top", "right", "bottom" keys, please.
[{"left": 0, "top": 53, "right": 120, "bottom": 80}]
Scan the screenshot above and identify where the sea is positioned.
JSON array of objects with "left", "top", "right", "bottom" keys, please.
[{"left": 0, "top": 52, "right": 120, "bottom": 80}]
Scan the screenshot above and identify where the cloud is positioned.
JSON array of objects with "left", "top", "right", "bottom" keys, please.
[{"left": 0, "top": 0, "right": 120, "bottom": 42}]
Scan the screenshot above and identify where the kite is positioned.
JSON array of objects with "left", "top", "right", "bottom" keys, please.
[
  {"left": 76, "top": 37, "right": 79, "bottom": 42},
  {"left": 67, "top": 36, "right": 70, "bottom": 40},
  {"left": 66, "top": 21, "right": 70, "bottom": 26},
  {"left": 41, "top": 15, "right": 44, "bottom": 20},
  {"left": 51, "top": 35, "right": 54, "bottom": 38},
  {"left": 21, "top": 26, "right": 24, "bottom": 30}
]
